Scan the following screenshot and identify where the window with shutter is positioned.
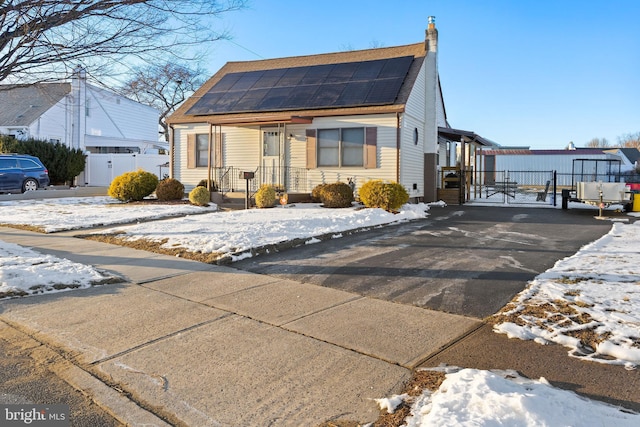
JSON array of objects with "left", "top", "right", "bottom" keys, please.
[
  {"left": 187, "top": 133, "right": 220, "bottom": 168},
  {"left": 307, "top": 127, "right": 375, "bottom": 168}
]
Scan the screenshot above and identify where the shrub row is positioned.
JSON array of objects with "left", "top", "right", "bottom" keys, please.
[
  {"left": 108, "top": 173, "right": 408, "bottom": 212},
  {"left": 108, "top": 171, "right": 210, "bottom": 206}
]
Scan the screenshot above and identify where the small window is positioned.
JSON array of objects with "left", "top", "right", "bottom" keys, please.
[
  {"left": 85, "top": 98, "right": 91, "bottom": 117},
  {"left": 196, "top": 134, "right": 209, "bottom": 167},
  {"left": 414, "top": 128, "right": 419, "bottom": 145}
]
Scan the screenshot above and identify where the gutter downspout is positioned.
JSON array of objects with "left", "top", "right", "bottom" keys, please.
[
  {"left": 396, "top": 112, "right": 401, "bottom": 183},
  {"left": 169, "top": 125, "right": 175, "bottom": 179}
]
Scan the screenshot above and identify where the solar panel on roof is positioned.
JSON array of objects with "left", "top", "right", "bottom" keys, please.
[
  {"left": 185, "top": 55, "right": 414, "bottom": 115},
  {"left": 364, "top": 77, "right": 404, "bottom": 104},
  {"left": 208, "top": 73, "right": 242, "bottom": 92},
  {"left": 258, "top": 86, "right": 290, "bottom": 110},
  {"left": 278, "top": 67, "right": 309, "bottom": 86},
  {"left": 283, "top": 85, "right": 320, "bottom": 109},
  {"left": 232, "top": 88, "right": 270, "bottom": 110},
  {"left": 310, "top": 83, "right": 346, "bottom": 106},
  {"left": 300, "top": 64, "right": 334, "bottom": 85},
  {"left": 252, "top": 68, "right": 286, "bottom": 89},
  {"left": 378, "top": 56, "right": 414, "bottom": 78},
  {"left": 352, "top": 59, "right": 386, "bottom": 79},
  {"left": 230, "top": 71, "right": 264, "bottom": 91},
  {"left": 325, "top": 62, "right": 358, "bottom": 83},
  {"left": 336, "top": 81, "right": 374, "bottom": 105}
]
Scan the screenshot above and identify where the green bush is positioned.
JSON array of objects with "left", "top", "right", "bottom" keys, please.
[
  {"left": 197, "top": 179, "right": 218, "bottom": 191},
  {"left": 0, "top": 135, "right": 85, "bottom": 185},
  {"left": 155, "top": 178, "right": 185, "bottom": 201},
  {"left": 311, "top": 183, "right": 329, "bottom": 203},
  {"left": 189, "top": 186, "right": 210, "bottom": 206},
  {"left": 108, "top": 170, "right": 159, "bottom": 202},
  {"left": 318, "top": 181, "right": 354, "bottom": 208},
  {"left": 254, "top": 184, "right": 276, "bottom": 208},
  {"left": 359, "top": 180, "right": 409, "bottom": 212}
]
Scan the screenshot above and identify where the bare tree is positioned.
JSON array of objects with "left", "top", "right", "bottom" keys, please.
[
  {"left": 120, "top": 63, "right": 206, "bottom": 141},
  {"left": 0, "top": 0, "right": 246, "bottom": 83},
  {"left": 617, "top": 132, "right": 640, "bottom": 149},
  {"left": 585, "top": 137, "right": 610, "bottom": 148}
]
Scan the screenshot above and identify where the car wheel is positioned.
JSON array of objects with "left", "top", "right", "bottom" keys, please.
[{"left": 22, "top": 178, "right": 38, "bottom": 193}]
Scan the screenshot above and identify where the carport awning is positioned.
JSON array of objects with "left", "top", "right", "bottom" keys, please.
[{"left": 438, "top": 127, "right": 497, "bottom": 147}]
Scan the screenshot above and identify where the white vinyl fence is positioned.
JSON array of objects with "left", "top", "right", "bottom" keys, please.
[{"left": 83, "top": 153, "right": 170, "bottom": 186}]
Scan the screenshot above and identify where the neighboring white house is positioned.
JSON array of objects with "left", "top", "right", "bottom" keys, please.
[
  {"left": 167, "top": 17, "right": 490, "bottom": 203},
  {"left": 0, "top": 67, "right": 168, "bottom": 186}
]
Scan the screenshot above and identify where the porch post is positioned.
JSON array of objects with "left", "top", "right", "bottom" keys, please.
[{"left": 208, "top": 123, "right": 213, "bottom": 191}]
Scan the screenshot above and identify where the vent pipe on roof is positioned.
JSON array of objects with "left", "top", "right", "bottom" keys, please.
[{"left": 426, "top": 16, "right": 438, "bottom": 53}]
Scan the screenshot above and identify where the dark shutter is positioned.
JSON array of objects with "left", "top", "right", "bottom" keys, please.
[
  {"left": 187, "top": 134, "right": 196, "bottom": 169},
  {"left": 306, "top": 129, "right": 317, "bottom": 169},
  {"left": 214, "top": 132, "right": 223, "bottom": 168},
  {"left": 364, "top": 127, "right": 377, "bottom": 169}
]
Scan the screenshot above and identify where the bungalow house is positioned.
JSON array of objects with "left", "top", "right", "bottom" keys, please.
[
  {"left": 0, "top": 67, "right": 167, "bottom": 186},
  {"left": 168, "top": 17, "right": 486, "bottom": 203}
]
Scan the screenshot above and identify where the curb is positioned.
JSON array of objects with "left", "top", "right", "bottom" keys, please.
[{"left": 0, "top": 321, "right": 171, "bottom": 427}]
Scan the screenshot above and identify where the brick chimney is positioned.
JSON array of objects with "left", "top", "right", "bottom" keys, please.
[{"left": 426, "top": 16, "right": 438, "bottom": 53}]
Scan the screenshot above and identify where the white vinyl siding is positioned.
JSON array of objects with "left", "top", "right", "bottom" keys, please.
[
  {"left": 403, "top": 61, "right": 429, "bottom": 199},
  {"left": 223, "top": 126, "right": 261, "bottom": 172},
  {"left": 293, "top": 114, "right": 397, "bottom": 193},
  {"left": 173, "top": 123, "right": 210, "bottom": 190},
  {"left": 399, "top": 113, "right": 425, "bottom": 199}
]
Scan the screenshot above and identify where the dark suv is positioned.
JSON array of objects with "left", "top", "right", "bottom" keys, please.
[{"left": 0, "top": 154, "right": 50, "bottom": 193}]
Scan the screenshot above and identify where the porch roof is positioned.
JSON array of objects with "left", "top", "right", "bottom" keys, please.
[
  {"left": 438, "top": 127, "right": 497, "bottom": 147},
  {"left": 168, "top": 43, "right": 427, "bottom": 126}
]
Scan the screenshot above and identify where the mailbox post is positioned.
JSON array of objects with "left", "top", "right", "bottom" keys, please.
[{"left": 242, "top": 171, "right": 255, "bottom": 209}]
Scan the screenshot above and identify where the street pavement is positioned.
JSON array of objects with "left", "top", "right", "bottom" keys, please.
[{"left": 0, "top": 205, "right": 638, "bottom": 426}]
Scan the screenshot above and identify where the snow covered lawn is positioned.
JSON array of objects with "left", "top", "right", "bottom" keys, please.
[
  {"left": 376, "top": 366, "right": 640, "bottom": 426},
  {"left": 90, "top": 202, "right": 431, "bottom": 263},
  {"left": 0, "top": 241, "right": 122, "bottom": 299},
  {"left": 0, "top": 196, "right": 217, "bottom": 233},
  {"left": 1, "top": 195, "right": 639, "bottom": 424},
  {"left": 493, "top": 221, "right": 640, "bottom": 370}
]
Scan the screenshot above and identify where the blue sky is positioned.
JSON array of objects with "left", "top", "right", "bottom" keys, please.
[{"left": 203, "top": 0, "right": 639, "bottom": 149}]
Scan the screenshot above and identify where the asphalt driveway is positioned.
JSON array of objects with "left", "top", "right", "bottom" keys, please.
[{"left": 234, "top": 205, "right": 619, "bottom": 318}]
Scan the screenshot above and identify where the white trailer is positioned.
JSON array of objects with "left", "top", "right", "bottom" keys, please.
[{"left": 561, "top": 159, "right": 632, "bottom": 211}]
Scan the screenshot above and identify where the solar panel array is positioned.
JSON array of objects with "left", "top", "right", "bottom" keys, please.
[{"left": 186, "top": 56, "right": 414, "bottom": 116}]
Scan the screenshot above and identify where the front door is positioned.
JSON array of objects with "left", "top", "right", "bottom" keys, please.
[{"left": 262, "top": 129, "right": 282, "bottom": 187}]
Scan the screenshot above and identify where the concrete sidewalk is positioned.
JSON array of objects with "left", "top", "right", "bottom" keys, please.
[{"left": 0, "top": 226, "right": 480, "bottom": 426}]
